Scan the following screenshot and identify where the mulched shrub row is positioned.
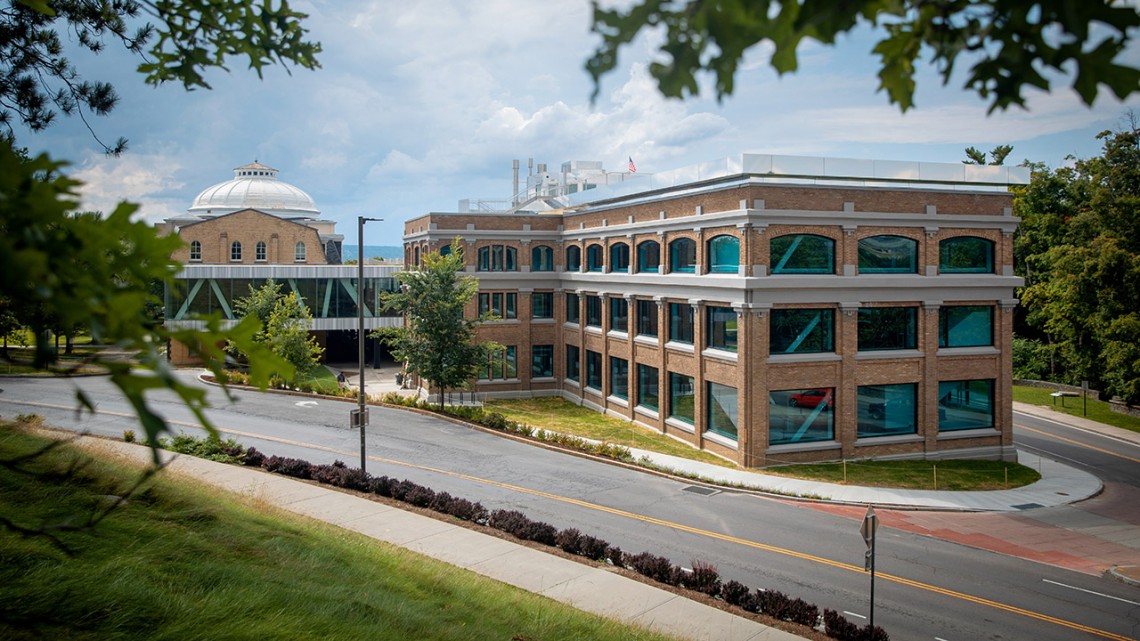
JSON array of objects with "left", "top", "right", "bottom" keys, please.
[{"left": 167, "top": 436, "right": 888, "bottom": 639}]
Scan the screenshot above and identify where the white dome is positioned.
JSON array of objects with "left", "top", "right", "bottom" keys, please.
[{"left": 188, "top": 162, "right": 320, "bottom": 219}]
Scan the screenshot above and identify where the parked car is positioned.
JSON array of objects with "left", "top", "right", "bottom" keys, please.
[
  {"left": 789, "top": 389, "right": 833, "bottom": 410},
  {"left": 868, "top": 397, "right": 913, "bottom": 420}
]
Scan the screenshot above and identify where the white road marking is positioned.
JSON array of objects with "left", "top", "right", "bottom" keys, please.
[
  {"left": 294, "top": 400, "right": 318, "bottom": 408},
  {"left": 843, "top": 611, "right": 867, "bottom": 619},
  {"left": 1042, "top": 579, "right": 1140, "bottom": 606}
]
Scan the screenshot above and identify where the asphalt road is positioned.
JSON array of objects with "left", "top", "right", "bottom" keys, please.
[{"left": 2, "top": 374, "right": 1138, "bottom": 641}]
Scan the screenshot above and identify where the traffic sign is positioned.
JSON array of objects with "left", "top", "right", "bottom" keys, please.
[{"left": 860, "top": 505, "right": 878, "bottom": 548}]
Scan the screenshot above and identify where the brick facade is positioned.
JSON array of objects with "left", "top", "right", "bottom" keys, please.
[{"left": 403, "top": 169, "right": 1022, "bottom": 467}]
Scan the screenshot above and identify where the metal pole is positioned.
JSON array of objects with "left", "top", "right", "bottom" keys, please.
[
  {"left": 869, "top": 525, "right": 876, "bottom": 630},
  {"left": 357, "top": 216, "right": 366, "bottom": 473}
]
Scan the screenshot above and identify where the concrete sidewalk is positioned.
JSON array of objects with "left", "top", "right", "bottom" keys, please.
[
  {"left": 628, "top": 446, "right": 1100, "bottom": 512},
  {"left": 76, "top": 436, "right": 806, "bottom": 641}
]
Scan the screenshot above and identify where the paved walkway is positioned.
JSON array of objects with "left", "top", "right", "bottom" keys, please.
[{"left": 75, "top": 436, "right": 804, "bottom": 641}]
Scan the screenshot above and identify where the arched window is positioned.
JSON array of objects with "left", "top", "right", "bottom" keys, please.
[
  {"left": 413, "top": 245, "right": 419, "bottom": 267},
  {"left": 531, "top": 245, "right": 554, "bottom": 271},
  {"left": 294, "top": 241, "right": 306, "bottom": 262},
  {"left": 636, "top": 240, "right": 660, "bottom": 272},
  {"left": 939, "top": 236, "right": 994, "bottom": 273},
  {"left": 586, "top": 244, "right": 604, "bottom": 271},
  {"left": 439, "top": 244, "right": 452, "bottom": 256},
  {"left": 189, "top": 240, "right": 202, "bottom": 261},
  {"left": 707, "top": 234, "right": 739, "bottom": 273},
  {"left": 770, "top": 234, "right": 834, "bottom": 274},
  {"left": 255, "top": 240, "right": 267, "bottom": 261},
  {"left": 230, "top": 241, "right": 242, "bottom": 261},
  {"left": 669, "top": 238, "right": 696, "bottom": 273},
  {"left": 610, "top": 242, "right": 630, "bottom": 272},
  {"left": 858, "top": 235, "right": 918, "bottom": 273},
  {"left": 566, "top": 245, "right": 581, "bottom": 271},
  {"left": 476, "top": 244, "right": 518, "bottom": 271}
]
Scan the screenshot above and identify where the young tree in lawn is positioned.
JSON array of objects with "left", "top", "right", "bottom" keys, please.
[
  {"left": 380, "top": 239, "right": 500, "bottom": 410},
  {"left": 229, "top": 280, "right": 323, "bottom": 375}
]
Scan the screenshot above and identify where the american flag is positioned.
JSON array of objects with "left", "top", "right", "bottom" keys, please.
[{"left": 628, "top": 156, "right": 637, "bottom": 173}]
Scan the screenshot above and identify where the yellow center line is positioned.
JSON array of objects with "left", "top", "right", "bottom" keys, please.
[
  {"left": 4, "top": 398, "right": 1130, "bottom": 641},
  {"left": 1016, "top": 424, "right": 1140, "bottom": 464}
]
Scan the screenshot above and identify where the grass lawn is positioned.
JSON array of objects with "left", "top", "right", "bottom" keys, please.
[
  {"left": 296, "top": 364, "right": 341, "bottom": 394},
  {"left": 0, "top": 420, "right": 682, "bottom": 641},
  {"left": 1012, "top": 385, "right": 1140, "bottom": 435},
  {"left": 0, "top": 343, "right": 108, "bottom": 376},
  {"left": 485, "top": 398, "right": 1042, "bottom": 490},
  {"left": 485, "top": 397, "right": 736, "bottom": 468},
  {"left": 761, "top": 459, "right": 1040, "bottom": 491}
]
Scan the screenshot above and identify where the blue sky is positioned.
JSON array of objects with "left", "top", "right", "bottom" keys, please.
[{"left": 19, "top": 1, "right": 1140, "bottom": 244}]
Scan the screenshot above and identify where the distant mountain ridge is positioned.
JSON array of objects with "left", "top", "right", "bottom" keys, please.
[{"left": 341, "top": 245, "right": 402, "bottom": 261}]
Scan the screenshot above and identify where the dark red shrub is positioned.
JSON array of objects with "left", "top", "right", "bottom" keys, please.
[
  {"left": 579, "top": 535, "right": 609, "bottom": 561},
  {"left": 405, "top": 485, "right": 436, "bottom": 508},
  {"left": 824, "top": 609, "right": 860, "bottom": 640},
  {"left": 556, "top": 528, "right": 583, "bottom": 555},
  {"left": 784, "top": 597, "right": 819, "bottom": 627},
  {"left": 520, "top": 520, "right": 558, "bottom": 546},
  {"left": 604, "top": 545, "right": 624, "bottom": 567},
  {"left": 489, "top": 509, "right": 531, "bottom": 536},
  {"left": 721, "top": 580, "right": 749, "bottom": 606},
  {"left": 686, "top": 559, "right": 722, "bottom": 597},
  {"left": 264, "top": 456, "right": 313, "bottom": 479},
  {"left": 241, "top": 446, "right": 266, "bottom": 467},
  {"left": 627, "top": 552, "right": 677, "bottom": 584},
  {"left": 369, "top": 475, "right": 395, "bottom": 497}
]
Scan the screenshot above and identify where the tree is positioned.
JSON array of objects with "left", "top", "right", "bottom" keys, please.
[
  {"left": 964, "top": 145, "right": 1013, "bottom": 165},
  {"left": 1, "top": 0, "right": 321, "bottom": 153},
  {"left": 379, "top": 239, "right": 500, "bottom": 410},
  {"left": 1016, "top": 123, "right": 1140, "bottom": 403},
  {"left": 230, "top": 280, "right": 322, "bottom": 375},
  {"left": 0, "top": 1, "right": 319, "bottom": 459},
  {"left": 587, "top": 0, "right": 1140, "bottom": 113}
]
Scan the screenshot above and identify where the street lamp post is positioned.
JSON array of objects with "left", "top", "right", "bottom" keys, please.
[{"left": 356, "top": 216, "right": 383, "bottom": 472}]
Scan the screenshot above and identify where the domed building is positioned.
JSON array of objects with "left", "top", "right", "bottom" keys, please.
[
  {"left": 159, "top": 162, "right": 400, "bottom": 365},
  {"left": 158, "top": 162, "right": 343, "bottom": 264}
]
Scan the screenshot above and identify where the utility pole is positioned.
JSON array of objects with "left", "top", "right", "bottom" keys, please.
[{"left": 860, "top": 505, "right": 878, "bottom": 629}]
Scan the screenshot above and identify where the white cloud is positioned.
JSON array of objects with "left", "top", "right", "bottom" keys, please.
[{"left": 72, "top": 152, "right": 187, "bottom": 223}]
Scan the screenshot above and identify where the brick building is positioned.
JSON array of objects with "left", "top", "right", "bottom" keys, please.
[
  {"left": 403, "top": 154, "right": 1027, "bottom": 466},
  {"left": 158, "top": 162, "right": 399, "bottom": 364}
]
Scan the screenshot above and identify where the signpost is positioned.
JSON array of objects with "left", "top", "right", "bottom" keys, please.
[{"left": 860, "top": 505, "right": 878, "bottom": 629}]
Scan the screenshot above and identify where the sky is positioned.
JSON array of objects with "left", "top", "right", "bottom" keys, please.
[{"left": 17, "top": 1, "right": 1140, "bottom": 245}]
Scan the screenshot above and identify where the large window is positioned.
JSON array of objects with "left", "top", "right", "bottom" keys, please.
[
  {"left": 939, "top": 305, "right": 993, "bottom": 348},
  {"left": 609, "top": 296, "right": 628, "bottom": 333},
  {"left": 477, "top": 244, "right": 518, "bottom": 272},
  {"left": 532, "top": 292, "right": 554, "bottom": 319},
  {"left": 480, "top": 346, "right": 517, "bottom": 380},
  {"left": 586, "top": 244, "right": 604, "bottom": 271},
  {"left": 532, "top": 345, "right": 554, "bottom": 378},
  {"left": 637, "top": 364, "right": 659, "bottom": 411},
  {"left": 532, "top": 245, "right": 555, "bottom": 272},
  {"left": 566, "top": 245, "right": 581, "bottom": 271},
  {"left": 566, "top": 345, "right": 580, "bottom": 382},
  {"left": 769, "top": 388, "right": 835, "bottom": 445},
  {"left": 585, "top": 295, "right": 602, "bottom": 328},
  {"left": 770, "top": 309, "right": 834, "bottom": 354},
  {"left": 859, "top": 235, "right": 918, "bottom": 273},
  {"left": 610, "top": 243, "right": 630, "bottom": 272},
  {"left": 668, "top": 372, "right": 695, "bottom": 424},
  {"left": 770, "top": 235, "right": 834, "bottom": 274},
  {"left": 566, "top": 293, "right": 580, "bottom": 324},
  {"left": 668, "top": 302, "right": 694, "bottom": 344},
  {"left": 295, "top": 241, "right": 307, "bottom": 262},
  {"left": 636, "top": 299, "right": 658, "bottom": 337},
  {"left": 189, "top": 240, "right": 202, "bottom": 261},
  {"left": 706, "top": 306, "right": 737, "bottom": 352},
  {"left": 255, "top": 240, "right": 267, "bottom": 261},
  {"left": 586, "top": 350, "right": 603, "bottom": 390},
  {"left": 858, "top": 383, "right": 917, "bottom": 438},
  {"left": 939, "top": 380, "right": 994, "bottom": 431},
  {"left": 669, "top": 238, "right": 696, "bottom": 273},
  {"left": 230, "top": 240, "right": 242, "bottom": 261},
  {"left": 940, "top": 237, "right": 994, "bottom": 273},
  {"left": 706, "top": 382, "right": 739, "bottom": 440},
  {"left": 478, "top": 292, "right": 517, "bottom": 320},
  {"left": 637, "top": 240, "right": 660, "bottom": 273},
  {"left": 707, "top": 235, "right": 740, "bottom": 274},
  {"left": 858, "top": 307, "right": 917, "bottom": 351},
  {"left": 610, "top": 357, "right": 629, "bottom": 400}
]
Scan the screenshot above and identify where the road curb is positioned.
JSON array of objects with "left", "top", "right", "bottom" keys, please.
[{"left": 1108, "top": 566, "right": 1140, "bottom": 587}]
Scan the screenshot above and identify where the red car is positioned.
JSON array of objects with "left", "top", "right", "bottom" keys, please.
[{"left": 789, "top": 389, "right": 833, "bottom": 410}]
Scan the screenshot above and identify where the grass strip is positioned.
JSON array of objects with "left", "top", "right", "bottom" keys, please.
[
  {"left": 1012, "top": 385, "right": 1140, "bottom": 435},
  {"left": 485, "top": 397, "right": 734, "bottom": 468},
  {"left": 0, "top": 420, "right": 682, "bottom": 641}
]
